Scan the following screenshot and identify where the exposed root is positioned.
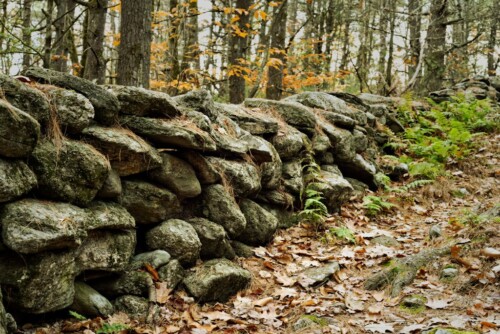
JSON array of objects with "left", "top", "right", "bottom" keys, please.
[{"left": 364, "top": 246, "right": 451, "bottom": 296}]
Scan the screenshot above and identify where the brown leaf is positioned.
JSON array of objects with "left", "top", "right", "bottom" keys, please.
[
  {"left": 144, "top": 263, "right": 160, "bottom": 281},
  {"left": 425, "top": 299, "right": 452, "bottom": 309}
]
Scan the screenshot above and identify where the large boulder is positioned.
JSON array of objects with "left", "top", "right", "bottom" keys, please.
[
  {"left": 188, "top": 218, "right": 235, "bottom": 260},
  {"left": 29, "top": 139, "right": 110, "bottom": 206},
  {"left": 69, "top": 281, "right": 113, "bottom": 317},
  {"left": 43, "top": 86, "right": 95, "bottom": 134},
  {"left": 0, "top": 158, "right": 37, "bottom": 203},
  {"left": 269, "top": 125, "right": 305, "bottom": 161},
  {"left": 240, "top": 132, "right": 274, "bottom": 163},
  {"left": 82, "top": 125, "right": 162, "bottom": 176},
  {"left": 121, "top": 115, "right": 217, "bottom": 151},
  {"left": 148, "top": 153, "right": 201, "bottom": 198},
  {"left": 23, "top": 67, "right": 119, "bottom": 125},
  {"left": 244, "top": 98, "right": 316, "bottom": 133},
  {"left": 0, "top": 98, "right": 40, "bottom": 158},
  {"left": 183, "top": 258, "right": 251, "bottom": 302},
  {"left": 146, "top": 219, "right": 201, "bottom": 267},
  {"left": 1, "top": 199, "right": 88, "bottom": 254},
  {"left": 0, "top": 73, "right": 50, "bottom": 124},
  {"left": 236, "top": 199, "right": 278, "bottom": 246},
  {"left": 205, "top": 157, "right": 261, "bottom": 197},
  {"left": 0, "top": 249, "right": 78, "bottom": 314},
  {"left": 282, "top": 160, "right": 304, "bottom": 195},
  {"left": 215, "top": 102, "right": 279, "bottom": 135},
  {"left": 76, "top": 229, "right": 136, "bottom": 272},
  {"left": 107, "top": 85, "right": 181, "bottom": 118},
  {"left": 119, "top": 180, "right": 181, "bottom": 224},
  {"left": 201, "top": 184, "right": 247, "bottom": 238}
]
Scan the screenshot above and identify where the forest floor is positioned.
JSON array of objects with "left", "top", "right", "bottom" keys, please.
[{"left": 29, "top": 133, "right": 499, "bottom": 334}]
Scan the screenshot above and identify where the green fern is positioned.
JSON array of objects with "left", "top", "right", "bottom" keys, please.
[
  {"left": 393, "top": 179, "right": 433, "bottom": 193},
  {"left": 363, "top": 195, "right": 396, "bottom": 216},
  {"left": 96, "top": 323, "right": 129, "bottom": 334},
  {"left": 329, "top": 226, "right": 356, "bottom": 243}
]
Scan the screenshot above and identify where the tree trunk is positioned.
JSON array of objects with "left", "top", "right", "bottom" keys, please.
[
  {"left": 43, "top": 0, "right": 55, "bottom": 69},
  {"left": 228, "top": 0, "right": 251, "bottom": 104},
  {"left": 408, "top": 0, "right": 421, "bottom": 87},
  {"left": 117, "top": 0, "right": 153, "bottom": 88},
  {"left": 83, "top": 0, "right": 108, "bottom": 84},
  {"left": 487, "top": 1, "right": 499, "bottom": 75},
  {"left": 51, "top": 0, "right": 74, "bottom": 72},
  {"left": 22, "top": 0, "right": 32, "bottom": 68},
  {"left": 377, "top": 0, "right": 388, "bottom": 94},
  {"left": 266, "top": 0, "right": 287, "bottom": 100}
]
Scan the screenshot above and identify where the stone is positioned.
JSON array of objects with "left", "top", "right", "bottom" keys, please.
[
  {"left": 148, "top": 153, "right": 201, "bottom": 198},
  {"left": 146, "top": 219, "right": 201, "bottom": 267},
  {"left": 215, "top": 102, "right": 279, "bottom": 135},
  {"left": 96, "top": 169, "right": 122, "bottom": 198},
  {"left": 173, "top": 89, "right": 219, "bottom": 120},
  {"left": 311, "top": 170, "right": 353, "bottom": 213},
  {"left": 0, "top": 249, "right": 78, "bottom": 314},
  {"left": 245, "top": 98, "right": 316, "bottom": 132},
  {"left": 185, "top": 109, "right": 212, "bottom": 131},
  {"left": 0, "top": 98, "right": 40, "bottom": 158},
  {"left": 259, "top": 139, "right": 282, "bottom": 189},
  {"left": 297, "top": 262, "right": 339, "bottom": 288},
  {"left": 337, "top": 154, "right": 377, "bottom": 189},
  {"left": 317, "top": 110, "right": 356, "bottom": 129},
  {"left": 261, "top": 204, "right": 297, "bottom": 229},
  {"left": 0, "top": 158, "right": 37, "bottom": 203},
  {"left": 490, "top": 76, "right": 500, "bottom": 91},
  {"left": 282, "top": 160, "right": 304, "bottom": 195},
  {"left": 44, "top": 86, "right": 95, "bottom": 134},
  {"left": 401, "top": 295, "right": 426, "bottom": 309},
  {"left": 23, "top": 67, "right": 119, "bottom": 125},
  {"left": 70, "top": 281, "right": 113, "bottom": 317},
  {"left": 121, "top": 115, "right": 217, "bottom": 151},
  {"left": 210, "top": 115, "right": 249, "bottom": 155},
  {"left": 183, "top": 258, "right": 251, "bottom": 302},
  {"left": 320, "top": 122, "right": 356, "bottom": 162},
  {"left": 371, "top": 235, "right": 400, "bottom": 247},
  {"left": 82, "top": 125, "right": 162, "bottom": 176},
  {"left": 129, "top": 250, "right": 171, "bottom": 271},
  {"left": 1, "top": 199, "right": 87, "bottom": 254},
  {"left": 180, "top": 151, "right": 221, "bottom": 184},
  {"left": 429, "top": 225, "right": 442, "bottom": 239},
  {"left": 107, "top": 85, "right": 181, "bottom": 117},
  {"left": 158, "top": 259, "right": 185, "bottom": 289},
  {"left": 206, "top": 157, "right": 261, "bottom": 197},
  {"left": 76, "top": 230, "right": 136, "bottom": 272},
  {"left": 312, "top": 132, "right": 331, "bottom": 154},
  {"left": 269, "top": 125, "right": 305, "bottom": 161},
  {"left": 236, "top": 199, "right": 279, "bottom": 246},
  {"left": 441, "top": 267, "right": 459, "bottom": 279},
  {"left": 201, "top": 184, "right": 246, "bottom": 238},
  {"left": 0, "top": 290, "right": 6, "bottom": 334},
  {"left": 358, "top": 93, "right": 396, "bottom": 106},
  {"left": 230, "top": 240, "right": 255, "bottom": 258},
  {"left": 86, "top": 201, "right": 135, "bottom": 230},
  {"left": 242, "top": 133, "right": 274, "bottom": 163},
  {"left": 119, "top": 180, "right": 181, "bottom": 224},
  {"left": 188, "top": 218, "right": 235, "bottom": 260},
  {"left": 93, "top": 271, "right": 152, "bottom": 298},
  {"left": 386, "top": 113, "right": 405, "bottom": 133},
  {"left": 29, "top": 139, "right": 110, "bottom": 206},
  {"left": 113, "top": 295, "right": 149, "bottom": 320},
  {"left": 353, "top": 128, "right": 368, "bottom": 153},
  {"left": 257, "top": 189, "right": 295, "bottom": 208}
]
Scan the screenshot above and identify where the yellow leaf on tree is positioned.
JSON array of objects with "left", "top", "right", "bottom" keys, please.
[{"left": 266, "top": 58, "right": 283, "bottom": 69}]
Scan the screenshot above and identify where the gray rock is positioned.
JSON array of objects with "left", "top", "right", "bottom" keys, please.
[
  {"left": 174, "top": 89, "right": 218, "bottom": 120},
  {"left": 269, "top": 125, "right": 305, "bottom": 160},
  {"left": 76, "top": 230, "right": 136, "bottom": 272},
  {"left": 318, "top": 152, "right": 335, "bottom": 165},
  {"left": 113, "top": 295, "right": 149, "bottom": 320},
  {"left": 129, "top": 250, "right": 171, "bottom": 271},
  {"left": 371, "top": 235, "right": 400, "bottom": 247},
  {"left": 82, "top": 125, "right": 162, "bottom": 176},
  {"left": 70, "top": 281, "right": 113, "bottom": 317},
  {"left": 158, "top": 259, "right": 185, "bottom": 289},
  {"left": 321, "top": 164, "right": 342, "bottom": 175},
  {"left": 0, "top": 250, "right": 78, "bottom": 313},
  {"left": 386, "top": 113, "right": 405, "bottom": 133},
  {"left": 429, "top": 225, "right": 442, "bottom": 239},
  {"left": 29, "top": 139, "right": 110, "bottom": 206},
  {"left": 107, "top": 85, "right": 181, "bottom": 117},
  {"left": 93, "top": 271, "right": 152, "bottom": 298},
  {"left": 148, "top": 153, "right": 201, "bottom": 198},
  {"left": 210, "top": 115, "right": 249, "bottom": 155},
  {"left": 261, "top": 204, "right": 297, "bottom": 229},
  {"left": 0, "top": 73, "right": 50, "bottom": 124},
  {"left": 353, "top": 128, "right": 368, "bottom": 153},
  {"left": 1, "top": 199, "right": 87, "bottom": 254},
  {"left": 230, "top": 240, "right": 255, "bottom": 258},
  {"left": 188, "top": 218, "right": 235, "bottom": 260},
  {"left": 183, "top": 258, "right": 251, "bottom": 302},
  {"left": 441, "top": 267, "right": 459, "bottom": 279},
  {"left": 201, "top": 184, "right": 246, "bottom": 238},
  {"left": 206, "top": 157, "right": 261, "bottom": 197},
  {"left": 0, "top": 158, "right": 37, "bottom": 203},
  {"left": 491, "top": 76, "right": 500, "bottom": 91},
  {"left": 23, "top": 67, "right": 119, "bottom": 125},
  {"left": 358, "top": 93, "right": 396, "bottom": 106},
  {"left": 282, "top": 160, "right": 304, "bottom": 195},
  {"left": 119, "top": 180, "right": 181, "bottom": 224},
  {"left": 312, "top": 170, "right": 353, "bottom": 213},
  {"left": 318, "top": 110, "right": 356, "bottom": 129},
  {"left": 401, "top": 295, "right": 426, "bottom": 309},
  {"left": 44, "top": 86, "right": 95, "bottom": 134},
  {"left": 257, "top": 189, "right": 295, "bottom": 208},
  {"left": 146, "top": 219, "right": 201, "bottom": 266},
  {"left": 259, "top": 139, "right": 282, "bottom": 189},
  {"left": 244, "top": 98, "right": 316, "bottom": 132},
  {"left": 96, "top": 169, "right": 122, "bottom": 199},
  {"left": 0, "top": 290, "right": 6, "bottom": 334},
  {"left": 0, "top": 98, "right": 40, "bottom": 158},
  {"left": 320, "top": 122, "right": 356, "bottom": 162},
  {"left": 87, "top": 201, "right": 136, "bottom": 230},
  {"left": 312, "top": 132, "right": 331, "bottom": 154},
  {"left": 297, "top": 262, "right": 339, "bottom": 288},
  {"left": 237, "top": 199, "right": 278, "bottom": 246},
  {"left": 121, "top": 115, "right": 217, "bottom": 151},
  {"left": 180, "top": 151, "right": 221, "bottom": 184},
  {"left": 337, "top": 154, "right": 377, "bottom": 189},
  {"left": 242, "top": 133, "right": 274, "bottom": 163},
  {"left": 215, "top": 102, "right": 279, "bottom": 135},
  {"left": 185, "top": 110, "right": 212, "bottom": 131}
]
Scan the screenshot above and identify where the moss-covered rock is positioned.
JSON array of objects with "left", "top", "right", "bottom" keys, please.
[
  {"left": 158, "top": 259, "right": 186, "bottom": 289},
  {"left": 205, "top": 157, "right": 261, "bottom": 197},
  {"left": 269, "top": 125, "right": 305, "bottom": 161},
  {"left": 188, "top": 218, "right": 235, "bottom": 260},
  {"left": 86, "top": 201, "right": 136, "bottom": 231},
  {"left": 70, "top": 281, "right": 113, "bottom": 317},
  {"left": 96, "top": 169, "right": 122, "bottom": 199},
  {"left": 215, "top": 102, "right": 279, "bottom": 135},
  {"left": 0, "top": 158, "right": 37, "bottom": 203},
  {"left": 236, "top": 199, "right": 278, "bottom": 246}
]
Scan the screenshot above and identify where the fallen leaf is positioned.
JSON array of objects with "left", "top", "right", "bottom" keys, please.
[
  {"left": 399, "top": 324, "right": 425, "bottom": 333},
  {"left": 426, "top": 299, "right": 452, "bottom": 309},
  {"left": 481, "top": 247, "right": 500, "bottom": 259},
  {"left": 253, "top": 297, "right": 274, "bottom": 307},
  {"left": 368, "top": 304, "right": 383, "bottom": 314},
  {"left": 345, "top": 293, "right": 365, "bottom": 311},
  {"left": 365, "top": 322, "right": 395, "bottom": 333}
]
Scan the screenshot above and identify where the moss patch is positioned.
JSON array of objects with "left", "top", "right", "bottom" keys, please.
[
  {"left": 399, "top": 294, "right": 427, "bottom": 314},
  {"left": 427, "top": 328, "right": 478, "bottom": 334}
]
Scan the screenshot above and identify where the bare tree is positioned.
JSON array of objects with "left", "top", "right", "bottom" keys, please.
[
  {"left": 266, "top": 0, "right": 287, "bottom": 100},
  {"left": 229, "top": 0, "right": 251, "bottom": 104},
  {"left": 83, "top": 0, "right": 108, "bottom": 84}
]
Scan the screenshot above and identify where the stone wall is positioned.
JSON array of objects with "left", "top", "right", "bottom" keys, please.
[{"left": 0, "top": 67, "right": 408, "bottom": 326}]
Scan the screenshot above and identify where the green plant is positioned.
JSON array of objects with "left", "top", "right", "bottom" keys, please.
[
  {"left": 363, "top": 195, "right": 396, "bottom": 216},
  {"left": 328, "top": 226, "right": 355, "bottom": 243},
  {"left": 392, "top": 179, "right": 434, "bottom": 193},
  {"left": 69, "top": 310, "right": 87, "bottom": 321},
  {"left": 96, "top": 323, "right": 129, "bottom": 334}
]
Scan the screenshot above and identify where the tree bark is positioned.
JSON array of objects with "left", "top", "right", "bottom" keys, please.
[
  {"left": 117, "top": 0, "right": 153, "bottom": 88},
  {"left": 22, "top": 0, "right": 32, "bottom": 68},
  {"left": 408, "top": 0, "right": 421, "bottom": 87},
  {"left": 487, "top": 1, "right": 499, "bottom": 75},
  {"left": 266, "top": 0, "right": 287, "bottom": 100},
  {"left": 43, "top": 0, "right": 55, "bottom": 69},
  {"left": 83, "top": 0, "right": 108, "bottom": 84}
]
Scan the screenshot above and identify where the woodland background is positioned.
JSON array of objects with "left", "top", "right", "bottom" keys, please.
[{"left": 0, "top": 0, "right": 498, "bottom": 101}]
